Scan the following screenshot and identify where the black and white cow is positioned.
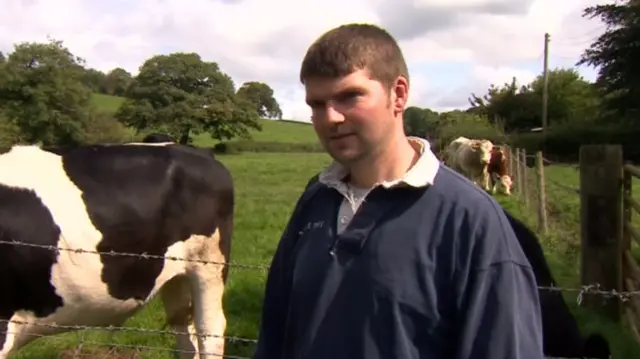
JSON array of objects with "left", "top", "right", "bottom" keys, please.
[
  {"left": 304, "top": 174, "right": 611, "bottom": 359},
  {"left": 0, "top": 143, "right": 234, "bottom": 358}
]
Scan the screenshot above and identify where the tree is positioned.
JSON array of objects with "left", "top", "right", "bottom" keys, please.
[
  {"left": 578, "top": 0, "right": 640, "bottom": 123},
  {"left": 403, "top": 106, "right": 439, "bottom": 138},
  {"left": 82, "top": 68, "right": 107, "bottom": 93},
  {"left": 0, "top": 51, "right": 5, "bottom": 64},
  {"left": 104, "top": 67, "right": 133, "bottom": 96},
  {"left": 468, "top": 77, "right": 536, "bottom": 132},
  {"left": 529, "top": 68, "right": 601, "bottom": 125},
  {"left": 116, "top": 52, "right": 261, "bottom": 144},
  {"left": 0, "top": 39, "right": 93, "bottom": 145},
  {"left": 236, "top": 81, "right": 282, "bottom": 119}
]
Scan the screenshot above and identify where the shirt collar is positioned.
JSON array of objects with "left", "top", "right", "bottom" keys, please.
[{"left": 318, "top": 136, "right": 440, "bottom": 190}]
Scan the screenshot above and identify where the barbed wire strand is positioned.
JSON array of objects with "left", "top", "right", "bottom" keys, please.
[
  {"left": 0, "top": 239, "right": 637, "bottom": 301},
  {"left": 2, "top": 328, "right": 248, "bottom": 358},
  {"left": 0, "top": 323, "right": 618, "bottom": 359},
  {"left": 0, "top": 239, "right": 270, "bottom": 271}
]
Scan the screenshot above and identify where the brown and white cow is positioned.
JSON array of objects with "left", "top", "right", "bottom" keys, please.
[
  {"left": 445, "top": 136, "right": 494, "bottom": 191},
  {"left": 0, "top": 142, "right": 233, "bottom": 359},
  {"left": 488, "top": 146, "right": 513, "bottom": 195}
]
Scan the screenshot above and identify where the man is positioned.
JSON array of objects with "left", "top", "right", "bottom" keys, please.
[{"left": 253, "top": 23, "right": 544, "bottom": 359}]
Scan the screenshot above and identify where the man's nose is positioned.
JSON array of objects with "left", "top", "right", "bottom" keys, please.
[{"left": 325, "top": 104, "right": 345, "bottom": 124}]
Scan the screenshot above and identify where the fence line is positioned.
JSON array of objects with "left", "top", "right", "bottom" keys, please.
[
  {"left": 0, "top": 316, "right": 626, "bottom": 359},
  {"left": 508, "top": 147, "right": 550, "bottom": 234}
]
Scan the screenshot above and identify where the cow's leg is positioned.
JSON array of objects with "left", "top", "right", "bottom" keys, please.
[
  {"left": 186, "top": 218, "right": 231, "bottom": 359},
  {"left": 161, "top": 275, "right": 199, "bottom": 359},
  {"left": 0, "top": 312, "right": 71, "bottom": 358},
  {"left": 481, "top": 168, "right": 491, "bottom": 191}
]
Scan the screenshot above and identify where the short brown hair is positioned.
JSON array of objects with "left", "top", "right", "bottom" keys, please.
[{"left": 299, "top": 23, "right": 409, "bottom": 89}]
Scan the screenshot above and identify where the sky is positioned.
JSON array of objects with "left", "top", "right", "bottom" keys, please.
[{"left": 0, "top": 0, "right": 612, "bottom": 122}]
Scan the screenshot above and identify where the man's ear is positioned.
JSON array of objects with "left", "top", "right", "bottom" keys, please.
[{"left": 392, "top": 75, "right": 409, "bottom": 114}]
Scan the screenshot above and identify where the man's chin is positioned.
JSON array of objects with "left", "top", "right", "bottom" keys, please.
[{"left": 328, "top": 149, "right": 365, "bottom": 166}]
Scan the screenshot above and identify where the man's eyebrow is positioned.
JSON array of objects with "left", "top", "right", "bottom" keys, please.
[{"left": 306, "top": 85, "right": 366, "bottom": 105}]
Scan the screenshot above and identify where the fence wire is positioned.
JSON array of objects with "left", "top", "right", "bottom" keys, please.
[
  {"left": 0, "top": 239, "right": 637, "bottom": 301},
  {"left": 0, "top": 319, "right": 620, "bottom": 359}
]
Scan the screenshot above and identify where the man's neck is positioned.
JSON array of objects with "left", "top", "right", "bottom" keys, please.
[{"left": 348, "top": 136, "right": 419, "bottom": 188}]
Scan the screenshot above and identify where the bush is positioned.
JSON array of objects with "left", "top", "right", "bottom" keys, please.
[
  {"left": 509, "top": 123, "right": 640, "bottom": 163},
  {"left": 0, "top": 119, "right": 24, "bottom": 147},
  {"left": 82, "top": 111, "right": 134, "bottom": 144}
]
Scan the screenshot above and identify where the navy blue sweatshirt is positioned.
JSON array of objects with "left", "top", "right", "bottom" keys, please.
[{"left": 253, "top": 165, "right": 544, "bottom": 359}]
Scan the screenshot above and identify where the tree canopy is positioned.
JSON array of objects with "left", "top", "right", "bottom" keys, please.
[
  {"left": 115, "top": 52, "right": 262, "bottom": 144},
  {"left": 0, "top": 39, "right": 93, "bottom": 145},
  {"left": 0, "top": 39, "right": 284, "bottom": 147},
  {"left": 578, "top": 0, "right": 640, "bottom": 123}
]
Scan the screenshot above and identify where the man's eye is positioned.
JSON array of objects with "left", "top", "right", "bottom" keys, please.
[{"left": 337, "top": 92, "right": 360, "bottom": 102}]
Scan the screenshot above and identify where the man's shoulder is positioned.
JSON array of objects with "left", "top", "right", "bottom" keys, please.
[
  {"left": 428, "top": 166, "right": 529, "bottom": 268},
  {"left": 429, "top": 165, "right": 503, "bottom": 215}
]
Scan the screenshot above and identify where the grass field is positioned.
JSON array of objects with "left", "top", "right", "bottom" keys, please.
[
  {"left": 12, "top": 153, "right": 640, "bottom": 358},
  {"left": 90, "top": 93, "right": 319, "bottom": 146}
]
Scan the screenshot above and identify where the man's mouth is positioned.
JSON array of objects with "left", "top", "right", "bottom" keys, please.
[{"left": 330, "top": 133, "right": 354, "bottom": 140}]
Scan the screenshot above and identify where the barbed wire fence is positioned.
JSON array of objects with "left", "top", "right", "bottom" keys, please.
[
  {"left": 509, "top": 145, "right": 640, "bottom": 355},
  {"left": 0, "top": 238, "right": 637, "bottom": 358},
  {"left": 508, "top": 147, "right": 583, "bottom": 235}
]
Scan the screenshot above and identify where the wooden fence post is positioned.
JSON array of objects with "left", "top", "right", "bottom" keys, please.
[
  {"left": 535, "top": 151, "right": 548, "bottom": 234},
  {"left": 515, "top": 148, "right": 522, "bottom": 197},
  {"left": 521, "top": 149, "right": 529, "bottom": 208},
  {"left": 508, "top": 146, "right": 515, "bottom": 179},
  {"left": 623, "top": 163, "right": 633, "bottom": 257},
  {"left": 579, "top": 144, "right": 623, "bottom": 321}
]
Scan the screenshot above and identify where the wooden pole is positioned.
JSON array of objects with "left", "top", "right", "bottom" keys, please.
[
  {"left": 579, "top": 145, "right": 623, "bottom": 321},
  {"left": 521, "top": 149, "right": 529, "bottom": 208},
  {"left": 515, "top": 148, "right": 522, "bottom": 197},
  {"left": 535, "top": 151, "right": 548, "bottom": 234}
]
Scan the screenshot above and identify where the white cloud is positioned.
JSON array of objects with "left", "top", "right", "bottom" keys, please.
[{"left": 0, "top": 0, "right": 613, "bottom": 121}]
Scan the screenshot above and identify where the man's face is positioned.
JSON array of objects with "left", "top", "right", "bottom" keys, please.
[{"left": 304, "top": 69, "right": 406, "bottom": 166}]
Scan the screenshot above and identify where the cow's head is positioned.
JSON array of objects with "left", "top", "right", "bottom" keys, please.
[
  {"left": 470, "top": 139, "right": 493, "bottom": 165},
  {"left": 490, "top": 147, "right": 505, "bottom": 164},
  {"left": 496, "top": 175, "right": 512, "bottom": 195}
]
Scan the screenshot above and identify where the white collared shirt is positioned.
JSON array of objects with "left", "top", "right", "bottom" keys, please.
[{"left": 317, "top": 136, "right": 441, "bottom": 234}]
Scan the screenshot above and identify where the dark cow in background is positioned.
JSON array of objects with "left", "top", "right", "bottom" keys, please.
[
  {"left": 304, "top": 174, "right": 611, "bottom": 358},
  {"left": 503, "top": 210, "right": 610, "bottom": 359},
  {"left": 0, "top": 143, "right": 234, "bottom": 358}
]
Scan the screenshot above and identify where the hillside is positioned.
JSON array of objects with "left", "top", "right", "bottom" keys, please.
[{"left": 91, "top": 93, "right": 318, "bottom": 146}]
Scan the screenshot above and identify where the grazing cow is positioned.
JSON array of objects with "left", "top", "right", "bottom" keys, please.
[
  {"left": 487, "top": 146, "right": 513, "bottom": 195},
  {"left": 503, "top": 209, "right": 611, "bottom": 359},
  {"left": 0, "top": 143, "right": 234, "bottom": 358},
  {"left": 445, "top": 136, "right": 494, "bottom": 191}
]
